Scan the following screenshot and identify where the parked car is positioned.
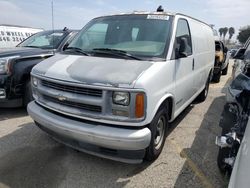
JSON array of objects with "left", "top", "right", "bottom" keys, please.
[
  {"left": 212, "top": 40, "right": 228, "bottom": 82},
  {"left": 231, "top": 37, "right": 250, "bottom": 79},
  {"left": 216, "top": 36, "right": 250, "bottom": 182},
  {"left": 0, "top": 28, "right": 78, "bottom": 107},
  {"left": 28, "top": 8, "right": 215, "bottom": 163}
]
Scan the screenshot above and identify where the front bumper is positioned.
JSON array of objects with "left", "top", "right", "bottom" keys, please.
[{"left": 27, "top": 101, "right": 151, "bottom": 163}]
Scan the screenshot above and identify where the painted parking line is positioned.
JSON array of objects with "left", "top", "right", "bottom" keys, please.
[{"left": 169, "top": 139, "right": 214, "bottom": 188}]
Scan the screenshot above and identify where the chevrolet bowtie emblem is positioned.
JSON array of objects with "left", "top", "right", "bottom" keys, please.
[{"left": 57, "top": 94, "right": 67, "bottom": 101}]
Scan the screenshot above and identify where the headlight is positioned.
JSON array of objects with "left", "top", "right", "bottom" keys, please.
[
  {"left": 0, "top": 58, "right": 8, "bottom": 74},
  {"left": 113, "top": 92, "right": 130, "bottom": 106},
  {"left": 0, "top": 56, "right": 19, "bottom": 74},
  {"left": 32, "top": 77, "right": 38, "bottom": 87}
]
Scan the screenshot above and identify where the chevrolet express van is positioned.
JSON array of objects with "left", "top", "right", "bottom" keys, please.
[{"left": 28, "top": 9, "right": 215, "bottom": 163}]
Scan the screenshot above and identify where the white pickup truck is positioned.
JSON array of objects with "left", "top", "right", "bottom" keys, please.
[{"left": 28, "top": 8, "right": 215, "bottom": 163}]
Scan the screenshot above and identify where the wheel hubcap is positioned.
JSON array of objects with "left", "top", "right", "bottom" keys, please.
[{"left": 154, "top": 116, "right": 166, "bottom": 150}]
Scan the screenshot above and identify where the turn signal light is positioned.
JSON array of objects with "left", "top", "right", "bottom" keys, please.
[{"left": 135, "top": 93, "right": 144, "bottom": 118}]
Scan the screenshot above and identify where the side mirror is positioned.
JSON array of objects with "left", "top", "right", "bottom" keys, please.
[
  {"left": 62, "top": 43, "right": 69, "bottom": 51},
  {"left": 176, "top": 38, "right": 188, "bottom": 59},
  {"left": 233, "top": 48, "right": 246, "bottom": 60}
]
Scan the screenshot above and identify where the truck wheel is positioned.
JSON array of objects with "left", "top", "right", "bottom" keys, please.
[
  {"left": 217, "top": 147, "right": 232, "bottom": 175},
  {"left": 217, "top": 121, "right": 233, "bottom": 176},
  {"left": 23, "top": 80, "right": 33, "bottom": 106},
  {"left": 222, "top": 64, "right": 229, "bottom": 75},
  {"left": 213, "top": 71, "right": 221, "bottom": 83},
  {"left": 145, "top": 107, "right": 169, "bottom": 161},
  {"left": 197, "top": 77, "right": 210, "bottom": 102},
  {"left": 217, "top": 104, "right": 236, "bottom": 175}
]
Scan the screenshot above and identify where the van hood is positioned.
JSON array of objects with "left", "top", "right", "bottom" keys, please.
[
  {"left": 0, "top": 47, "right": 53, "bottom": 58},
  {"left": 32, "top": 54, "right": 153, "bottom": 88}
]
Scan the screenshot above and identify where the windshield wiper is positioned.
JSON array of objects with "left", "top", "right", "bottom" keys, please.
[
  {"left": 92, "top": 48, "right": 142, "bottom": 60},
  {"left": 22, "top": 45, "right": 40, "bottom": 48},
  {"left": 65, "top": 47, "right": 90, "bottom": 56}
]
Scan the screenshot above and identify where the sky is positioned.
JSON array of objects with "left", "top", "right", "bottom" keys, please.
[{"left": 0, "top": 0, "right": 250, "bottom": 40}]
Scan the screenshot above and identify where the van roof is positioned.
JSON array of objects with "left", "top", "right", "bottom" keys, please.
[{"left": 95, "top": 11, "right": 211, "bottom": 28}]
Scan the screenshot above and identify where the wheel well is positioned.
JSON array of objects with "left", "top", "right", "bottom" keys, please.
[
  {"left": 158, "top": 97, "right": 173, "bottom": 120},
  {"left": 22, "top": 74, "right": 31, "bottom": 84}
]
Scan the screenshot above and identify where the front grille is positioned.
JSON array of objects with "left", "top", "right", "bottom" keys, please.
[
  {"left": 43, "top": 95, "right": 102, "bottom": 113},
  {"left": 41, "top": 80, "right": 102, "bottom": 97}
]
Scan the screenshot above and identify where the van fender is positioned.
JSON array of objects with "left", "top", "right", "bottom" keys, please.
[{"left": 149, "top": 93, "right": 175, "bottom": 123}]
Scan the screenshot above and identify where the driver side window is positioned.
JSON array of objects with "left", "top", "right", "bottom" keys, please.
[{"left": 172, "top": 19, "right": 192, "bottom": 59}]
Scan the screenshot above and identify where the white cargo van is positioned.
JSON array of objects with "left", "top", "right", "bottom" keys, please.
[
  {"left": 28, "top": 8, "right": 215, "bottom": 163},
  {"left": 0, "top": 24, "right": 43, "bottom": 48}
]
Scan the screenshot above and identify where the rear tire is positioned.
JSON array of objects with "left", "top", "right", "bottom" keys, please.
[
  {"left": 217, "top": 104, "right": 236, "bottom": 175},
  {"left": 197, "top": 77, "right": 210, "bottom": 102},
  {"left": 23, "top": 80, "right": 33, "bottom": 106},
  {"left": 145, "top": 106, "right": 169, "bottom": 161},
  {"left": 217, "top": 146, "right": 232, "bottom": 175},
  {"left": 222, "top": 64, "right": 229, "bottom": 75}
]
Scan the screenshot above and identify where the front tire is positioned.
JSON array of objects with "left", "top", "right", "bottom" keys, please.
[{"left": 145, "top": 107, "right": 169, "bottom": 161}]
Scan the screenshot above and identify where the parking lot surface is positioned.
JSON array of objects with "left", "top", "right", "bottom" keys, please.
[{"left": 0, "top": 63, "right": 233, "bottom": 188}]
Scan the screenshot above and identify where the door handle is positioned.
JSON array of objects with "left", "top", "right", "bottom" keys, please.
[{"left": 192, "top": 59, "right": 194, "bottom": 70}]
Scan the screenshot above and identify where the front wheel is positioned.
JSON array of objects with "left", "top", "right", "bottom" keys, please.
[{"left": 145, "top": 107, "right": 169, "bottom": 161}]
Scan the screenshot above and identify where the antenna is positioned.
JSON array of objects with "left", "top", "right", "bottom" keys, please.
[
  {"left": 157, "top": 5, "right": 164, "bottom": 12},
  {"left": 51, "top": 0, "right": 55, "bottom": 54}
]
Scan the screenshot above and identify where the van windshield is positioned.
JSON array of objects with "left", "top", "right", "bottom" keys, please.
[
  {"left": 18, "top": 31, "right": 67, "bottom": 49},
  {"left": 68, "top": 14, "right": 173, "bottom": 60}
]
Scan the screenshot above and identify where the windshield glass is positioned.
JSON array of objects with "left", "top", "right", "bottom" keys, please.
[
  {"left": 68, "top": 14, "right": 173, "bottom": 60},
  {"left": 18, "top": 31, "right": 67, "bottom": 49}
]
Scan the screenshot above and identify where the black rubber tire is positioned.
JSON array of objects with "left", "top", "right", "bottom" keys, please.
[
  {"left": 222, "top": 64, "right": 229, "bottom": 75},
  {"left": 217, "top": 146, "right": 232, "bottom": 175},
  {"left": 217, "top": 121, "right": 233, "bottom": 176},
  {"left": 213, "top": 71, "right": 221, "bottom": 83},
  {"left": 197, "top": 77, "right": 210, "bottom": 102},
  {"left": 23, "top": 80, "right": 33, "bottom": 106},
  {"left": 217, "top": 104, "right": 237, "bottom": 175},
  {"left": 145, "top": 106, "right": 169, "bottom": 161}
]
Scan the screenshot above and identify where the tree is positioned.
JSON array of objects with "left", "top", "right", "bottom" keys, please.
[
  {"left": 237, "top": 26, "right": 250, "bottom": 44},
  {"left": 218, "top": 28, "right": 223, "bottom": 38},
  {"left": 222, "top": 27, "right": 228, "bottom": 40},
  {"left": 228, "top": 27, "right": 235, "bottom": 39}
]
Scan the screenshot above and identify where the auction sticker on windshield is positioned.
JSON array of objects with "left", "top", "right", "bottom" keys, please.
[{"left": 147, "top": 15, "right": 169, "bottom": 20}]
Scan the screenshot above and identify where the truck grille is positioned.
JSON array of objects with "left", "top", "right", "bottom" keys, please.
[
  {"left": 43, "top": 95, "right": 102, "bottom": 113},
  {"left": 41, "top": 80, "right": 102, "bottom": 97},
  {"left": 37, "top": 79, "right": 104, "bottom": 116}
]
